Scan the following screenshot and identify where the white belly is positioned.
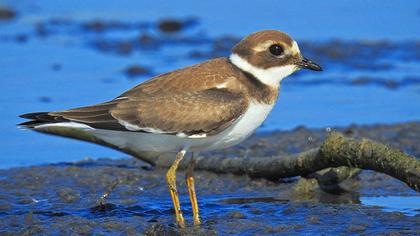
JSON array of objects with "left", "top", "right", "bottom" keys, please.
[{"left": 35, "top": 101, "right": 275, "bottom": 153}]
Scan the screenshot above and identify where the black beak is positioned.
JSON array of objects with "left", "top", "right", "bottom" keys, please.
[{"left": 295, "top": 57, "right": 322, "bottom": 71}]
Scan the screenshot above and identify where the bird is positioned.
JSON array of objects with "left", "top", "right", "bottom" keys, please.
[{"left": 19, "top": 30, "right": 322, "bottom": 228}]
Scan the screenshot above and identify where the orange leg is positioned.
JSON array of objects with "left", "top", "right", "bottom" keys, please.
[
  {"left": 166, "top": 150, "right": 186, "bottom": 228},
  {"left": 185, "top": 153, "right": 201, "bottom": 225}
]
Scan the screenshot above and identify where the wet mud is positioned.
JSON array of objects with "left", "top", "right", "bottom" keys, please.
[{"left": 0, "top": 122, "right": 419, "bottom": 235}]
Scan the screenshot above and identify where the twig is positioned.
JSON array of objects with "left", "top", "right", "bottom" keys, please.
[{"left": 97, "top": 179, "right": 121, "bottom": 208}]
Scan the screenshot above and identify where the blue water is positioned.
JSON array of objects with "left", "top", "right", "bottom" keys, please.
[
  {"left": 361, "top": 196, "right": 420, "bottom": 216},
  {"left": 0, "top": 0, "right": 420, "bottom": 168}
]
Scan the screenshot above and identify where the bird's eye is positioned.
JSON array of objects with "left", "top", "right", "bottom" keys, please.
[{"left": 269, "top": 44, "right": 284, "bottom": 56}]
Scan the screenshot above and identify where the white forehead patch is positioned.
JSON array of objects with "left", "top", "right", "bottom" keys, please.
[
  {"left": 291, "top": 41, "right": 301, "bottom": 55},
  {"left": 229, "top": 53, "right": 298, "bottom": 87}
]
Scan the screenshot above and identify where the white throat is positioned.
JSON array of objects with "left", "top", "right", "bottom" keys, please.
[{"left": 229, "top": 53, "right": 297, "bottom": 87}]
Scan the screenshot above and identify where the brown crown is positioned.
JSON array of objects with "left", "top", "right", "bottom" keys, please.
[{"left": 231, "top": 30, "right": 300, "bottom": 69}]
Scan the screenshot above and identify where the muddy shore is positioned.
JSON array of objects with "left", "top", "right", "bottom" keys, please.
[{"left": 0, "top": 122, "right": 419, "bottom": 235}]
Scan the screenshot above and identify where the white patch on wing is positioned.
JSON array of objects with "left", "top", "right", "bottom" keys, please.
[
  {"left": 176, "top": 132, "right": 187, "bottom": 138},
  {"left": 188, "top": 133, "right": 207, "bottom": 138},
  {"left": 117, "top": 119, "right": 142, "bottom": 131},
  {"left": 34, "top": 122, "right": 94, "bottom": 130},
  {"left": 140, "top": 127, "right": 170, "bottom": 134},
  {"left": 216, "top": 82, "right": 228, "bottom": 89},
  {"left": 177, "top": 132, "right": 207, "bottom": 138},
  {"left": 117, "top": 119, "right": 174, "bottom": 134},
  {"left": 229, "top": 53, "right": 298, "bottom": 87}
]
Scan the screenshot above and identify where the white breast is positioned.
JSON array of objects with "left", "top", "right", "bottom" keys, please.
[{"left": 202, "top": 101, "right": 274, "bottom": 151}]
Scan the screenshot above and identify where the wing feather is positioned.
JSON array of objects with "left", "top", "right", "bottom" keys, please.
[
  {"left": 20, "top": 58, "right": 249, "bottom": 136},
  {"left": 111, "top": 88, "right": 248, "bottom": 135}
]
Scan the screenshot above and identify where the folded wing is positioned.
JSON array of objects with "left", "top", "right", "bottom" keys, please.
[{"left": 20, "top": 88, "right": 248, "bottom": 137}]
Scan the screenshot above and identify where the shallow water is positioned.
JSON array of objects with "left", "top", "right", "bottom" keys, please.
[{"left": 361, "top": 196, "right": 420, "bottom": 216}]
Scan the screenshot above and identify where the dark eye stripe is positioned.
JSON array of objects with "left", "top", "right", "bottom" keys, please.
[{"left": 269, "top": 44, "right": 284, "bottom": 56}]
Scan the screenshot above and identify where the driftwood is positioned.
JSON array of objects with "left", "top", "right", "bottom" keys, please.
[
  {"left": 33, "top": 126, "right": 420, "bottom": 192},
  {"left": 144, "top": 133, "right": 420, "bottom": 192}
]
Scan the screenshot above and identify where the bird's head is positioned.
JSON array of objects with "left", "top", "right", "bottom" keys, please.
[{"left": 230, "top": 30, "right": 322, "bottom": 87}]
